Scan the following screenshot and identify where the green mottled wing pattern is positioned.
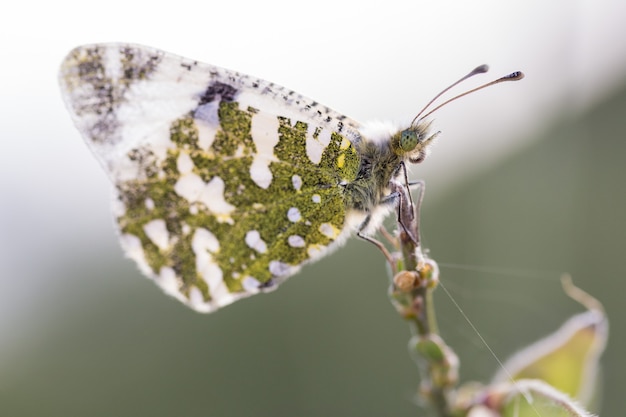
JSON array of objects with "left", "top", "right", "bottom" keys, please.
[{"left": 59, "top": 43, "right": 365, "bottom": 312}]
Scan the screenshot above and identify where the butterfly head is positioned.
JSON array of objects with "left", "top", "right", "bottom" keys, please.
[{"left": 393, "top": 121, "right": 439, "bottom": 164}]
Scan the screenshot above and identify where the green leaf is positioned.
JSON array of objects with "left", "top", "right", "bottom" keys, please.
[{"left": 492, "top": 277, "right": 607, "bottom": 408}]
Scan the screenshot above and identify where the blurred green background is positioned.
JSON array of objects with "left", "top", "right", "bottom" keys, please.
[{"left": 2, "top": 1, "right": 626, "bottom": 416}]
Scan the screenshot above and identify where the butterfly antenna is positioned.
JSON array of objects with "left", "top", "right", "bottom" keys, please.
[
  {"left": 417, "top": 70, "right": 525, "bottom": 122},
  {"left": 410, "top": 65, "right": 490, "bottom": 126}
]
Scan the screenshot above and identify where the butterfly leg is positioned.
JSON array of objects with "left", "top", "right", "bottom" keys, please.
[
  {"left": 399, "top": 161, "right": 415, "bottom": 221},
  {"left": 383, "top": 183, "right": 420, "bottom": 247},
  {"left": 356, "top": 214, "right": 396, "bottom": 270},
  {"left": 390, "top": 162, "right": 425, "bottom": 246},
  {"left": 407, "top": 179, "right": 425, "bottom": 237},
  {"left": 356, "top": 183, "right": 420, "bottom": 269}
]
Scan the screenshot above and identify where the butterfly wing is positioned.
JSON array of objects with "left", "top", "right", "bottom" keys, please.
[{"left": 59, "top": 43, "right": 364, "bottom": 312}]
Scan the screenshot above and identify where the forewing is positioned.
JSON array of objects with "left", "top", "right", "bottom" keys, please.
[{"left": 59, "top": 43, "right": 363, "bottom": 312}]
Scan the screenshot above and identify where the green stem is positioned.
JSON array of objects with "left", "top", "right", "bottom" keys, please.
[
  {"left": 388, "top": 183, "right": 457, "bottom": 417},
  {"left": 424, "top": 284, "right": 439, "bottom": 336}
]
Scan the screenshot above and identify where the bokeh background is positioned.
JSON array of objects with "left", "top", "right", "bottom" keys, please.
[{"left": 2, "top": 0, "right": 625, "bottom": 415}]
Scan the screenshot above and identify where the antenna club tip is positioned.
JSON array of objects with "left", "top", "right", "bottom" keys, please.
[
  {"left": 473, "top": 64, "right": 489, "bottom": 74},
  {"left": 508, "top": 71, "right": 525, "bottom": 81}
]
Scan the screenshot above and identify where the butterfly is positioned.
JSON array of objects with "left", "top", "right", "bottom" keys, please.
[{"left": 59, "top": 43, "right": 522, "bottom": 312}]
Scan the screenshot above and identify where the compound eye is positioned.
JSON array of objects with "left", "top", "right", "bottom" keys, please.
[{"left": 400, "top": 130, "right": 419, "bottom": 152}]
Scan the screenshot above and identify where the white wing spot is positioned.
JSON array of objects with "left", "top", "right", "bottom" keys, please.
[
  {"left": 306, "top": 125, "right": 331, "bottom": 165},
  {"left": 143, "top": 219, "right": 170, "bottom": 251},
  {"left": 291, "top": 175, "right": 302, "bottom": 191},
  {"left": 319, "top": 222, "right": 339, "bottom": 239},
  {"left": 145, "top": 198, "right": 155, "bottom": 210},
  {"left": 249, "top": 111, "right": 279, "bottom": 189},
  {"left": 174, "top": 173, "right": 236, "bottom": 217},
  {"left": 193, "top": 235, "right": 223, "bottom": 296},
  {"left": 249, "top": 158, "right": 273, "bottom": 189},
  {"left": 245, "top": 230, "right": 268, "bottom": 254},
  {"left": 287, "top": 235, "right": 305, "bottom": 248},
  {"left": 312, "top": 194, "right": 321, "bottom": 204},
  {"left": 269, "top": 260, "right": 291, "bottom": 277},
  {"left": 195, "top": 102, "right": 220, "bottom": 124},
  {"left": 307, "top": 244, "right": 325, "bottom": 259},
  {"left": 194, "top": 102, "right": 219, "bottom": 151},
  {"left": 196, "top": 121, "right": 218, "bottom": 152},
  {"left": 192, "top": 228, "right": 228, "bottom": 305},
  {"left": 176, "top": 151, "right": 195, "bottom": 174},
  {"left": 234, "top": 144, "right": 246, "bottom": 158},
  {"left": 287, "top": 207, "right": 301, "bottom": 223},
  {"left": 242, "top": 276, "right": 262, "bottom": 292},
  {"left": 192, "top": 230, "right": 222, "bottom": 292},
  {"left": 192, "top": 227, "right": 220, "bottom": 254}
]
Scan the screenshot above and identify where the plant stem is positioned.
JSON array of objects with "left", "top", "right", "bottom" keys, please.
[{"left": 387, "top": 181, "right": 457, "bottom": 417}]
